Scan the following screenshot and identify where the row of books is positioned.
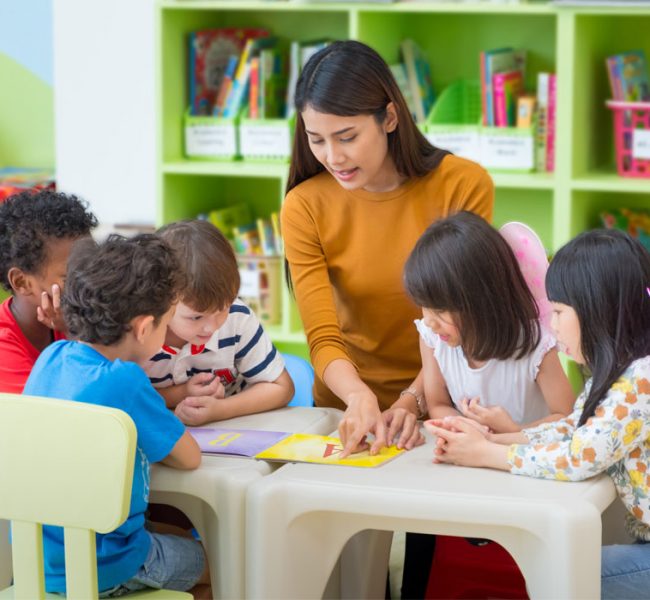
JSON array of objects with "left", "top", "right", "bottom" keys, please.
[
  {"left": 480, "top": 47, "right": 527, "bottom": 127},
  {"left": 189, "top": 28, "right": 333, "bottom": 120},
  {"left": 606, "top": 49, "right": 650, "bottom": 102},
  {"left": 201, "top": 203, "right": 282, "bottom": 256}
]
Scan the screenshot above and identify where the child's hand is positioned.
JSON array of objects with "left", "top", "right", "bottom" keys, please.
[
  {"left": 459, "top": 397, "right": 519, "bottom": 433},
  {"left": 425, "top": 417, "right": 491, "bottom": 467},
  {"left": 36, "top": 284, "right": 65, "bottom": 331},
  {"left": 175, "top": 396, "right": 224, "bottom": 426},
  {"left": 424, "top": 416, "right": 490, "bottom": 437},
  {"left": 185, "top": 373, "right": 225, "bottom": 400},
  {"left": 382, "top": 406, "right": 425, "bottom": 450}
]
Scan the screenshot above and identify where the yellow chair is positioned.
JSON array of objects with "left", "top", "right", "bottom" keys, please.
[{"left": 0, "top": 393, "right": 190, "bottom": 599}]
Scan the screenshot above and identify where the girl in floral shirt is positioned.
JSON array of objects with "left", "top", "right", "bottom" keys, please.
[{"left": 427, "top": 228, "right": 650, "bottom": 599}]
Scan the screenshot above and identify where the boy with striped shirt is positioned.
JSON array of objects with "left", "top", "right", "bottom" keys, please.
[{"left": 144, "top": 220, "right": 293, "bottom": 426}]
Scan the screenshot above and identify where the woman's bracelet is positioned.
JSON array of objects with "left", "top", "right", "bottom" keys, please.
[{"left": 399, "top": 387, "right": 427, "bottom": 419}]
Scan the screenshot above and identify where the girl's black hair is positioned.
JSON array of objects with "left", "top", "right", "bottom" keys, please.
[
  {"left": 546, "top": 229, "right": 650, "bottom": 425},
  {"left": 404, "top": 211, "right": 540, "bottom": 361}
]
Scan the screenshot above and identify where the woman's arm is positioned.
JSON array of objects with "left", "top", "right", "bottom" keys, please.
[{"left": 323, "top": 358, "right": 386, "bottom": 458}]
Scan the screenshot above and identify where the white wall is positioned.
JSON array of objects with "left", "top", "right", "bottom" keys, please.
[{"left": 53, "top": 0, "right": 156, "bottom": 225}]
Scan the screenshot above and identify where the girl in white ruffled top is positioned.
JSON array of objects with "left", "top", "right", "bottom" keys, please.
[{"left": 403, "top": 211, "right": 575, "bottom": 433}]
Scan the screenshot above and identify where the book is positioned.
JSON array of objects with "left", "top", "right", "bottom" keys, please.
[
  {"left": 285, "top": 39, "right": 331, "bottom": 119},
  {"left": 207, "top": 203, "right": 252, "bottom": 240},
  {"left": 606, "top": 50, "right": 650, "bottom": 101},
  {"left": 255, "top": 433, "right": 404, "bottom": 468},
  {"left": 516, "top": 95, "right": 536, "bottom": 128},
  {"left": 270, "top": 211, "right": 282, "bottom": 254},
  {"left": 390, "top": 63, "right": 419, "bottom": 123},
  {"left": 545, "top": 74, "right": 557, "bottom": 173},
  {"left": 213, "top": 54, "right": 240, "bottom": 116},
  {"left": 256, "top": 217, "right": 277, "bottom": 256},
  {"left": 400, "top": 39, "right": 435, "bottom": 124},
  {"left": 249, "top": 57, "right": 260, "bottom": 119},
  {"left": 189, "top": 28, "right": 268, "bottom": 116},
  {"left": 535, "top": 72, "right": 550, "bottom": 172},
  {"left": 493, "top": 70, "right": 523, "bottom": 127},
  {"left": 189, "top": 427, "right": 289, "bottom": 456},
  {"left": 188, "top": 428, "right": 404, "bottom": 467}
]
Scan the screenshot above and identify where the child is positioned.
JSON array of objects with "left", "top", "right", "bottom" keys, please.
[
  {"left": 403, "top": 211, "right": 575, "bottom": 432},
  {"left": 0, "top": 190, "right": 97, "bottom": 393},
  {"left": 144, "top": 220, "right": 294, "bottom": 426},
  {"left": 427, "top": 228, "right": 650, "bottom": 599},
  {"left": 23, "top": 234, "right": 210, "bottom": 597}
]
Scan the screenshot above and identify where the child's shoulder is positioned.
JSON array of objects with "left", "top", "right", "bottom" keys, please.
[{"left": 625, "top": 355, "right": 650, "bottom": 384}]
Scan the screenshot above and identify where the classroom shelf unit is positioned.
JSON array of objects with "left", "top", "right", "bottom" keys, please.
[{"left": 157, "top": 1, "right": 650, "bottom": 355}]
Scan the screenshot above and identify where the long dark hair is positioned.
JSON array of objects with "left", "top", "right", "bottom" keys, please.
[
  {"left": 546, "top": 229, "right": 650, "bottom": 425},
  {"left": 404, "top": 211, "right": 540, "bottom": 361},
  {"left": 286, "top": 40, "right": 448, "bottom": 195}
]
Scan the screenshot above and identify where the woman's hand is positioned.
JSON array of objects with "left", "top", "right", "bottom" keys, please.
[
  {"left": 338, "top": 391, "right": 386, "bottom": 458},
  {"left": 459, "top": 397, "right": 519, "bottom": 433},
  {"left": 383, "top": 406, "right": 425, "bottom": 450}
]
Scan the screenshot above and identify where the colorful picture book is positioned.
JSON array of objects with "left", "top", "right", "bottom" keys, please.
[
  {"left": 606, "top": 50, "right": 650, "bottom": 102},
  {"left": 479, "top": 48, "right": 526, "bottom": 126},
  {"left": 188, "top": 427, "right": 404, "bottom": 467}
]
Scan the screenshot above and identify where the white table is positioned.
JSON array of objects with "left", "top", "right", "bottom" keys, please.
[
  {"left": 150, "top": 406, "right": 343, "bottom": 600},
  {"left": 246, "top": 432, "right": 617, "bottom": 600}
]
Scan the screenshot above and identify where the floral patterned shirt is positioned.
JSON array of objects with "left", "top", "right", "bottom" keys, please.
[{"left": 507, "top": 356, "right": 650, "bottom": 540}]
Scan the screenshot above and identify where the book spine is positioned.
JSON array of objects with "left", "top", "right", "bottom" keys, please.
[
  {"left": 545, "top": 74, "right": 557, "bottom": 173},
  {"left": 535, "top": 72, "right": 549, "bottom": 173},
  {"left": 493, "top": 73, "right": 508, "bottom": 128},
  {"left": 213, "top": 54, "right": 239, "bottom": 116},
  {"left": 249, "top": 57, "right": 260, "bottom": 119},
  {"left": 480, "top": 51, "right": 488, "bottom": 126}
]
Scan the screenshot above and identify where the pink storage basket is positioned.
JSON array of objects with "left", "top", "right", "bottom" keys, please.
[{"left": 606, "top": 100, "right": 650, "bottom": 178}]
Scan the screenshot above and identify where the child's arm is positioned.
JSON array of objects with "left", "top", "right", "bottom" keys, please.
[
  {"left": 158, "top": 372, "right": 225, "bottom": 409},
  {"left": 421, "top": 337, "right": 460, "bottom": 419},
  {"left": 160, "top": 430, "right": 202, "bottom": 470},
  {"left": 174, "top": 369, "right": 294, "bottom": 426},
  {"left": 526, "top": 348, "right": 575, "bottom": 427}
]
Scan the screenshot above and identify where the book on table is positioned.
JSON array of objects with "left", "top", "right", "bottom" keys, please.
[{"left": 188, "top": 427, "right": 404, "bottom": 467}]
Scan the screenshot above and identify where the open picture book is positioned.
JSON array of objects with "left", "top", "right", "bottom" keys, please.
[{"left": 188, "top": 427, "right": 404, "bottom": 468}]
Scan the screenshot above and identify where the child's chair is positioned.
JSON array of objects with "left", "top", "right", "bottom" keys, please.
[
  {"left": 282, "top": 353, "right": 315, "bottom": 407},
  {"left": 0, "top": 393, "right": 190, "bottom": 599}
]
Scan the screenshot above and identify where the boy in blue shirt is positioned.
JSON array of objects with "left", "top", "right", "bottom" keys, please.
[{"left": 24, "top": 234, "right": 210, "bottom": 597}]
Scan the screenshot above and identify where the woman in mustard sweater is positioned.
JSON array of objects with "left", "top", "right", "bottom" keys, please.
[
  {"left": 282, "top": 40, "right": 493, "bottom": 452},
  {"left": 281, "top": 40, "right": 494, "bottom": 597}
]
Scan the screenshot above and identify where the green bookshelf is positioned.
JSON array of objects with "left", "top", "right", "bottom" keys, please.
[{"left": 156, "top": 0, "right": 650, "bottom": 354}]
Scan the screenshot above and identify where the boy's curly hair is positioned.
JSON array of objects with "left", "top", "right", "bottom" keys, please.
[
  {"left": 63, "top": 234, "right": 184, "bottom": 345},
  {"left": 0, "top": 190, "right": 98, "bottom": 291}
]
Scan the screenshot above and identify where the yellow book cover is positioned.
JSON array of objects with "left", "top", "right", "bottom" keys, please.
[{"left": 254, "top": 433, "right": 404, "bottom": 467}]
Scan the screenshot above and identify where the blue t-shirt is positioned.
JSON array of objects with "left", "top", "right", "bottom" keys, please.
[{"left": 23, "top": 340, "right": 185, "bottom": 593}]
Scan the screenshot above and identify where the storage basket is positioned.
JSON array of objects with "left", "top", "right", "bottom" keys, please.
[
  {"left": 606, "top": 100, "right": 650, "bottom": 178},
  {"left": 236, "top": 255, "right": 281, "bottom": 326}
]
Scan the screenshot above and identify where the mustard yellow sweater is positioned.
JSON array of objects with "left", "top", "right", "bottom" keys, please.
[{"left": 282, "top": 155, "right": 494, "bottom": 410}]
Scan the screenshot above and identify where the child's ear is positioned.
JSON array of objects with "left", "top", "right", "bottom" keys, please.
[
  {"left": 7, "top": 267, "right": 32, "bottom": 296},
  {"left": 131, "top": 314, "right": 155, "bottom": 344}
]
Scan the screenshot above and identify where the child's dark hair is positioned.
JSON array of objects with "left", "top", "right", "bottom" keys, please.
[
  {"left": 404, "top": 211, "right": 540, "bottom": 361},
  {"left": 63, "top": 234, "right": 182, "bottom": 345},
  {"left": 157, "top": 220, "right": 240, "bottom": 312},
  {"left": 287, "top": 40, "right": 448, "bottom": 195},
  {"left": 546, "top": 229, "right": 650, "bottom": 426},
  {"left": 0, "top": 190, "right": 97, "bottom": 291}
]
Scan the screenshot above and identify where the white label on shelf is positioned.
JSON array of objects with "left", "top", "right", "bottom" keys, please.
[
  {"left": 240, "top": 124, "right": 291, "bottom": 158},
  {"left": 425, "top": 131, "right": 481, "bottom": 163},
  {"left": 632, "top": 129, "right": 650, "bottom": 160},
  {"left": 480, "top": 133, "right": 534, "bottom": 170},
  {"left": 239, "top": 269, "right": 260, "bottom": 297},
  {"left": 185, "top": 124, "right": 236, "bottom": 157}
]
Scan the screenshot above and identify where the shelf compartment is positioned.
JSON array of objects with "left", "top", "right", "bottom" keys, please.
[{"left": 570, "top": 189, "right": 650, "bottom": 237}]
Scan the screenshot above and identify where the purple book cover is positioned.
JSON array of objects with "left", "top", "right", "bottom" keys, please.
[{"left": 188, "top": 427, "right": 289, "bottom": 456}]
